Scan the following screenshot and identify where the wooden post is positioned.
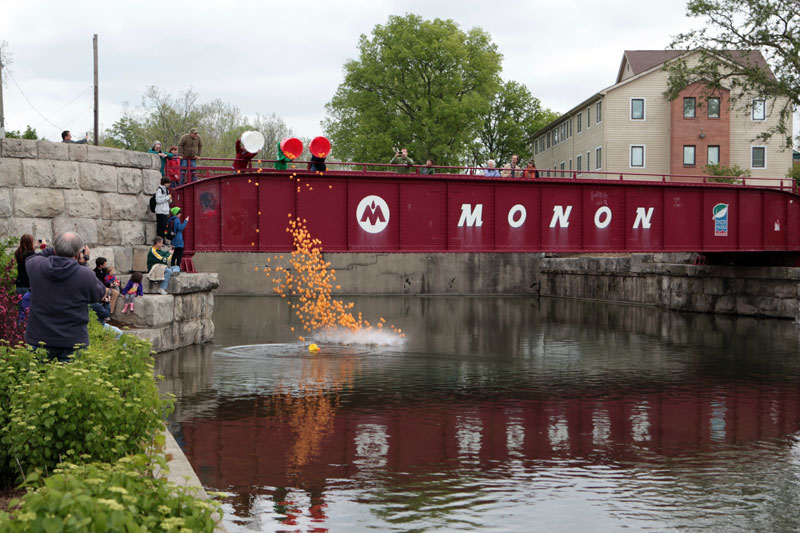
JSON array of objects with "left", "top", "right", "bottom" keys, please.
[{"left": 93, "top": 34, "right": 98, "bottom": 146}]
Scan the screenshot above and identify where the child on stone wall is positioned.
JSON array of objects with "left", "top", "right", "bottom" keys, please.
[
  {"left": 104, "top": 266, "right": 121, "bottom": 291},
  {"left": 121, "top": 271, "right": 144, "bottom": 313}
]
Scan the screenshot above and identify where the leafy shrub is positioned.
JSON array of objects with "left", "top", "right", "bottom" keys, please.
[
  {"left": 786, "top": 164, "right": 800, "bottom": 188},
  {"left": 0, "top": 454, "right": 219, "bottom": 532},
  {"left": 0, "top": 237, "right": 24, "bottom": 346},
  {"left": 0, "top": 320, "right": 173, "bottom": 485},
  {"left": 704, "top": 163, "right": 749, "bottom": 184}
]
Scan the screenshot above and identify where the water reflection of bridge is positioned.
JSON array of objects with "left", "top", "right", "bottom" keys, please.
[
  {"left": 178, "top": 379, "right": 800, "bottom": 519},
  {"left": 159, "top": 296, "right": 800, "bottom": 523}
]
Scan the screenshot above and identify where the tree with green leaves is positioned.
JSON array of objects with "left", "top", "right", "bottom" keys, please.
[
  {"left": 665, "top": 0, "right": 799, "bottom": 148},
  {"left": 100, "top": 87, "right": 296, "bottom": 160},
  {"left": 4, "top": 125, "right": 38, "bottom": 140},
  {"left": 324, "top": 14, "right": 503, "bottom": 167},
  {"left": 469, "top": 80, "right": 559, "bottom": 168}
]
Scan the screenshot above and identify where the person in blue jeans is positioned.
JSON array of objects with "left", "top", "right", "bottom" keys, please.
[
  {"left": 167, "top": 207, "right": 190, "bottom": 268},
  {"left": 146, "top": 237, "right": 180, "bottom": 295},
  {"left": 177, "top": 128, "right": 202, "bottom": 185}
]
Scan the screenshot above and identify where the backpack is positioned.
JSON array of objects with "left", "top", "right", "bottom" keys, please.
[
  {"left": 165, "top": 216, "right": 178, "bottom": 241},
  {"left": 149, "top": 185, "right": 167, "bottom": 213}
]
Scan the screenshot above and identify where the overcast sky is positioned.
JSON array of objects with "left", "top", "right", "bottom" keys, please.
[{"left": 2, "top": 0, "right": 797, "bottom": 147}]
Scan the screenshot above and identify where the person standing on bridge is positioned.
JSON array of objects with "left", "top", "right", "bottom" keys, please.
[
  {"left": 178, "top": 127, "right": 203, "bottom": 184},
  {"left": 484, "top": 159, "right": 501, "bottom": 177},
  {"left": 502, "top": 154, "right": 520, "bottom": 177},
  {"left": 390, "top": 148, "right": 414, "bottom": 174}
]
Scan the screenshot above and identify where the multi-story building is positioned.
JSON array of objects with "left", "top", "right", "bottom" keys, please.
[{"left": 532, "top": 50, "right": 793, "bottom": 181}]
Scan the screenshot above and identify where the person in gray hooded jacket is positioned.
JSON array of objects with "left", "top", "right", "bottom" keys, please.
[{"left": 25, "top": 232, "right": 106, "bottom": 362}]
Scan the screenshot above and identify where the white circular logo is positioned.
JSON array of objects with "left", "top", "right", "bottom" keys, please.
[{"left": 356, "top": 195, "right": 390, "bottom": 234}]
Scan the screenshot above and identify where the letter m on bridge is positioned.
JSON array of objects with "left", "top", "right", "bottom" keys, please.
[{"left": 458, "top": 204, "right": 483, "bottom": 227}]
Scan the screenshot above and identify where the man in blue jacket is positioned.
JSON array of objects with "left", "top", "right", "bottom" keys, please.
[{"left": 25, "top": 232, "right": 106, "bottom": 362}]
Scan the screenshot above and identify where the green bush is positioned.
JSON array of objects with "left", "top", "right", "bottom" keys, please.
[
  {"left": 0, "top": 319, "right": 173, "bottom": 485},
  {"left": 786, "top": 164, "right": 800, "bottom": 187},
  {"left": 704, "top": 163, "right": 749, "bottom": 184},
  {"left": 0, "top": 454, "right": 219, "bottom": 532}
]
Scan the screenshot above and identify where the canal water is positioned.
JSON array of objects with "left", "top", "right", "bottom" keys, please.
[{"left": 159, "top": 296, "right": 800, "bottom": 532}]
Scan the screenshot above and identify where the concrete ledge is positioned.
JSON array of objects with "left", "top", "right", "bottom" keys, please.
[
  {"left": 155, "top": 429, "right": 225, "bottom": 532},
  {"left": 126, "top": 319, "right": 215, "bottom": 353}
]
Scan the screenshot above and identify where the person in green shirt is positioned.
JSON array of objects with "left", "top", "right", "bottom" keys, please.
[
  {"left": 146, "top": 237, "right": 180, "bottom": 295},
  {"left": 147, "top": 141, "right": 175, "bottom": 176},
  {"left": 390, "top": 148, "right": 415, "bottom": 174}
]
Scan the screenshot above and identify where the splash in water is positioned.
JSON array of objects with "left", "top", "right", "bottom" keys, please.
[{"left": 258, "top": 216, "right": 405, "bottom": 345}]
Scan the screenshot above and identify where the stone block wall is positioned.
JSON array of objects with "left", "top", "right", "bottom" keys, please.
[
  {"left": 538, "top": 255, "right": 800, "bottom": 319},
  {"left": 113, "top": 273, "right": 219, "bottom": 353},
  {"left": 0, "top": 138, "right": 162, "bottom": 269}
]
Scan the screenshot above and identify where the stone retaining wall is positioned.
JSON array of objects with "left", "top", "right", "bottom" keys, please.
[
  {"left": 112, "top": 273, "right": 219, "bottom": 352},
  {"left": 539, "top": 255, "right": 800, "bottom": 319},
  {"left": 0, "top": 138, "right": 162, "bottom": 272}
]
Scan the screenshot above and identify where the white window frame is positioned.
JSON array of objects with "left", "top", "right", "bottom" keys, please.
[
  {"left": 630, "top": 145, "right": 646, "bottom": 168},
  {"left": 569, "top": 119, "right": 573, "bottom": 137},
  {"left": 596, "top": 101, "right": 602, "bottom": 124},
  {"left": 752, "top": 99, "right": 766, "bottom": 121},
  {"left": 576, "top": 154, "right": 583, "bottom": 172},
  {"left": 683, "top": 145, "right": 696, "bottom": 166},
  {"left": 751, "top": 146, "right": 766, "bottom": 169},
  {"left": 707, "top": 145, "right": 720, "bottom": 166},
  {"left": 587, "top": 107, "right": 591, "bottom": 128},
  {"left": 569, "top": 159, "right": 572, "bottom": 171},
  {"left": 595, "top": 146, "right": 602, "bottom": 170},
  {"left": 683, "top": 97, "right": 696, "bottom": 118},
  {"left": 630, "top": 98, "right": 646, "bottom": 121},
  {"left": 707, "top": 97, "right": 720, "bottom": 119},
  {"left": 577, "top": 112, "right": 583, "bottom": 133},
  {"left": 587, "top": 151, "right": 591, "bottom": 171}
]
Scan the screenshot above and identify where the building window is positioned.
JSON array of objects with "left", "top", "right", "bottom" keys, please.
[
  {"left": 751, "top": 146, "right": 766, "bottom": 168},
  {"left": 683, "top": 145, "right": 696, "bottom": 166},
  {"left": 587, "top": 107, "right": 591, "bottom": 128},
  {"left": 560, "top": 162, "right": 565, "bottom": 171},
  {"left": 569, "top": 159, "right": 572, "bottom": 170},
  {"left": 630, "top": 145, "right": 645, "bottom": 167},
  {"left": 587, "top": 152, "right": 591, "bottom": 170},
  {"left": 631, "top": 98, "right": 645, "bottom": 120},
  {"left": 577, "top": 154, "right": 582, "bottom": 171},
  {"left": 595, "top": 147, "right": 602, "bottom": 169},
  {"left": 596, "top": 101, "right": 602, "bottom": 123},
  {"left": 547, "top": 132, "right": 551, "bottom": 149},
  {"left": 708, "top": 97, "right": 720, "bottom": 118},
  {"left": 554, "top": 129, "right": 559, "bottom": 145},
  {"left": 708, "top": 145, "right": 720, "bottom": 166},
  {"left": 683, "top": 97, "right": 696, "bottom": 118},
  {"left": 752, "top": 99, "right": 765, "bottom": 121},
  {"left": 577, "top": 112, "right": 583, "bottom": 133},
  {"left": 569, "top": 119, "right": 573, "bottom": 137}
]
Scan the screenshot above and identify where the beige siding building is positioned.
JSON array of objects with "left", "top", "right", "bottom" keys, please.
[{"left": 533, "top": 50, "right": 793, "bottom": 182}]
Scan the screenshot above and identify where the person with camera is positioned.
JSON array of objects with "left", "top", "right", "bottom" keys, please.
[
  {"left": 24, "top": 232, "right": 106, "bottom": 362},
  {"left": 389, "top": 147, "right": 415, "bottom": 174}
]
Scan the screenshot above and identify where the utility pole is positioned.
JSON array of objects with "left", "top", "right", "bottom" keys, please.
[
  {"left": 0, "top": 56, "right": 5, "bottom": 139},
  {"left": 93, "top": 34, "right": 98, "bottom": 145}
]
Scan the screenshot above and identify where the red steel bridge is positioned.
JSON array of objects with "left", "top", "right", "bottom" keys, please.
[{"left": 172, "top": 159, "right": 800, "bottom": 260}]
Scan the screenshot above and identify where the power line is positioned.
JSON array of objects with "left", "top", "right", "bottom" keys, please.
[
  {"left": 32, "top": 85, "right": 92, "bottom": 130},
  {"left": 6, "top": 68, "right": 91, "bottom": 133}
]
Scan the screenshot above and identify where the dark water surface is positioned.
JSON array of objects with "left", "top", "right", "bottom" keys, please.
[{"left": 159, "top": 296, "right": 800, "bottom": 532}]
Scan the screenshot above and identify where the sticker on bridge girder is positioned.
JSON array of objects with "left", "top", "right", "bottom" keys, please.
[
  {"left": 713, "top": 203, "right": 728, "bottom": 237},
  {"left": 357, "top": 195, "right": 390, "bottom": 234}
]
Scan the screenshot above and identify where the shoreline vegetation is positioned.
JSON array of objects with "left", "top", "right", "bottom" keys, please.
[{"left": 0, "top": 239, "right": 219, "bottom": 530}]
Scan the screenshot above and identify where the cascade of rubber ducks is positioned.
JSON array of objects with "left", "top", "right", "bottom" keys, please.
[{"left": 258, "top": 215, "right": 404, "bottom": 343}]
